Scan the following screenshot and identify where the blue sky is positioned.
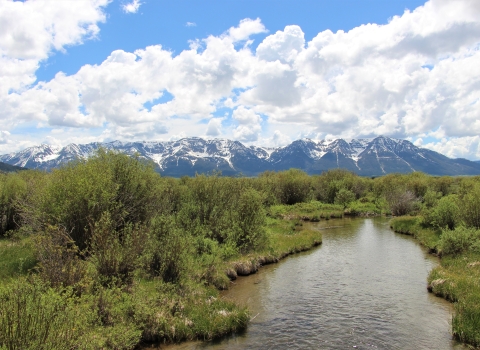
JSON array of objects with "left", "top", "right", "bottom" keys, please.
[
  {"left": 36, "top": 0, "right": 427, "bottom": 82},
  {"left": 1, "top": 0, "right": 480, "bottom": 159}
]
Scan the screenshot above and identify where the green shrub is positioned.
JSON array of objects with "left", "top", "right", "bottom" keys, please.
[
  {"left": 33, "top": 226, "right": 87, "bottom": 289},
  {"left": 460, "top": 184, "right": 480, "bottom": 229},
  {"left": 34, "top": 149, "right": 161, "bottom": 249},
  {"left": 273, "top": 169, "right": 312, "bottom": 205},
  {"left": 439, "top": 226, "right": 480, "bottom": 256},
  {"left": 89, "top": 212, "right": 147, "bottom": 286},
  {"left": 0, "top": 278, "right": 93, "bottom": 350},
  {"left": 334, "top": 188, "right": 355, "bottom": 209},
  {"left": 231, "top": 188, "right": 267, "bottom": 252},
  {"left": 313, "top": 169, "right": 367, "bottom": 203},
  {"left": 142, "top": 216, "right": 191, "bottom": 283},
  {"left": 430, "top": 195, "right": 460, "bottom": 230},
  {"left": 422, "top": 189, "right": 441, "bottom": 209}
]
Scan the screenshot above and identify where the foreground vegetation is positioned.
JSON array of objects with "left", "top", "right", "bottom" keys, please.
[
  {"left": 0, "top": 151, "right": 479, "bottom": 348},
  {"left": 390, "top": 179, "right": 480, "bottom": 347}
]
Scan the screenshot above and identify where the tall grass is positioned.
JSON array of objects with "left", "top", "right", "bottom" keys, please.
[{"left": 0, "top": 238, "right": 36, "bottom": 281}]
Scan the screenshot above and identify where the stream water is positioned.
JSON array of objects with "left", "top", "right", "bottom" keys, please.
[{"left": 159, "top": 217, "right": 465, "bottom": 349}]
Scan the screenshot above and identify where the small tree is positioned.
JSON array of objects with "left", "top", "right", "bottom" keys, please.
[
  {"left": 460, "top": 184, "right": 480, "bottom": 229},
  {"left": 431, "top": 195, "right": 459, "bottom": 230},
  {"left": 334, "top": 188, "right": 356, "bottom": 209},
  {"left": 233, "top": 188, "right": 267, "bottom": 252}
]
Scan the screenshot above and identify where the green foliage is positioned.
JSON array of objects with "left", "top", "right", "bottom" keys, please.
[
  {"left": 422, "top": 189, "right": 441, "bottom": 209},
  {"left": 390, "top": 216, "right": 421, "bottom": 235},
  {"left": 459, "top": 183, "right": 480, "bottom": 229},
  {"left": 0, "top": 238, "right": 36, "bottom": 281},
  {"left": 433, "top": 176, "right": 454, "bottom": 196},
  {"left": 439, "top": 226, "right": 480, "bottom": 256},
  {"left": 334, "top": 188, "right": 355, "bottom": 209},
  {"left": 232, "top": 188, "right": 267, "bottom": 252},
  {"left": 33, "top": 226, "right": 87, "bottom": 289},
  {"left": 141, "top": 215, "right": 191, "bottom": 283},
  {"left": 314, "top": 169, "right": 366, "bottom": 203},
  {"left": 89, "top": 212, "right": 147, "bottom": 286},
  {"left": 268, "top": 201, "right": 343, "bottom": 220},
  {"left": 405, "top": 172, "right": 430, "bottom": 198},
  {"left": 390, "top": 216, "right": 441, "bottom": 250},
  {"left": 269, "top": 169, "right": 312, "bottom": 205},
  {"left": 0, "top": 278, "right": 94, "bottom": 350},
  {"left": 430, "top": 195, "right": 459, "bottom": 230},
  {"left": 6, "top": 161, "right": 480, "bottom": 348},
  {"left": 0, "top": 173, "right": 27, "bottom": 236},
  {"left": 344, "top": 200, "right": 381, "bottom": 216},
  {"left": 35, "top": 149, "right": 161, "bottom": 249}
]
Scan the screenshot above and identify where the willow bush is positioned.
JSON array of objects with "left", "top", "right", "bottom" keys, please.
[{"left": 31, "top": 149, "right": 161, "bottom": 249}]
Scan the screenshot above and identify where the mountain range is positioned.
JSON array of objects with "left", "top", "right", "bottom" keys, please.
[{"left": 1, "top": 136, "right": 480, "bottom": 177}]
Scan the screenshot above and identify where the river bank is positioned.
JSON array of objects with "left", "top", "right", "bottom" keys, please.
[
  {"left": 155, "top": 217, "right": 465, "bottom": 350},
  {"left": 390, "top": 216, "right": 480, "bottom": 347},
  {"left": 0, "top": 212, "right": 324, "bottom": 349}
]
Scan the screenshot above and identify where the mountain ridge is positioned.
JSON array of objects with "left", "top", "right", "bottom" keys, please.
[{"left": 2, "top": 136, "right": 480, "bottom": 177}]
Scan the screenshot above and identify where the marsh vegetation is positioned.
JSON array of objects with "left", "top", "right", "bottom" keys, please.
[{"left": 0, "top": 151, "right": 479, "bottom": 349}]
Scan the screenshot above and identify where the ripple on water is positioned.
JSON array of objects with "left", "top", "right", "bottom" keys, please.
[{"left": 158, "top": 217, "right": 466, "bottom": 350}]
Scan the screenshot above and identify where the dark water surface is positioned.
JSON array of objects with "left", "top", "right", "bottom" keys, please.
[{"left": 159, "top": 217, "right": 465, "bottom": 350}]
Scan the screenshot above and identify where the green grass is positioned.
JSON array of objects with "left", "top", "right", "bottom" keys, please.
[
  {"left": 131, "top": 280, "right": 249, "bottom": 344},
  {"left": 0, "top": 205, "right": 323, "bottom": 349},
  {"left": 345, "top": 200, "right": 382, "bottom": 216},
  {"left": 0, "top": 237, "right": 37, "bottom": 281},
  {"left": 264, "top": 216, "right": 322, "bottom": 256},
  {"left": 390, "top": 217, "right": 480, "bottom": 347},
  {"left": 390, "top": 216, "right": 441, "bottom": 251},
  {"left": 268, "top": 201, "right": 343, "bottom": 221},
  {"left": 428, "top": 252, "right": 480, "bottom": 346}
]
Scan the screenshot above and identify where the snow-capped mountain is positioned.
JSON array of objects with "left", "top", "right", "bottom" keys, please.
[{"left": 2, "top": 136, "right": 480, "bottom": 176}]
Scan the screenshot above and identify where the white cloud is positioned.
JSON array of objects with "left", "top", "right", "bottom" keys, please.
[
  {"left": 186, "top": 22, "right": 196, "bottom": 27},
  {"left": 206, "top": 118, "right": 223, "bottom": 137},
  {"left": 122, "top": 0, "right": 142, "bottom": 14},
  {"left": 0, "top": 0, "right": 110, "bottom": 98},
  {"left": 272, "top": 130, "right": 291, "bottom": 147},
  {"left": 0, "top": 130, "right": 10, "bottom": 145},
  {"left": 2, "top": 1, "right": 480, "bottom": 159},
  {"left": 226, "top": 18, "right": 267, "bottom": 42},
  {"left": 424, "top": 136, "right": 480, "bottom": 160},
  {"left": 232, "top": 106, "right": 262, "bottom": 142},
  {"left": 256, "top": 25, "right": 304, "bottom": 63}
]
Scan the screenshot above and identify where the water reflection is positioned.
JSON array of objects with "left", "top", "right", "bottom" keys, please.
[{"left": 157, "top": 217, "right": 465, "bottom": 350}]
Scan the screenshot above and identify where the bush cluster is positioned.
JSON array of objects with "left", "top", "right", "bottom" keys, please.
[{"left": 2, "top": 149, "right": 480, "bottom": 348}]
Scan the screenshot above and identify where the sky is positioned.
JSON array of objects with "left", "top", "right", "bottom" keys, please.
[{"left": 1, "top": 0, "right": 480, "bottom": 160}]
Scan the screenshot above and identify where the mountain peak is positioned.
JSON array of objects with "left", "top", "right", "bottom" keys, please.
[{"left": 1, "top": 136, "right": 479, "bottom": 177}]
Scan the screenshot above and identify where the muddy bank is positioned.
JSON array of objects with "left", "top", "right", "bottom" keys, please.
[{"left": 225, "top": 240, "right": 322, "bottom": 280}]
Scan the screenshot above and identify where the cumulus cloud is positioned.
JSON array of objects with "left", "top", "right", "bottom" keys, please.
[
  {"left": 0, "top": 130, "right": 10, "bottom": 145},
  {"left": 226, "top": 18, "right": 267, "bottom": 42},
  {"left": 1, "top": 0, "right": 480, "bottom": 159},
  {"left": 0, "top": 0, "right": 109, "bottom": 97},
  {"left": 424, "top": 136, "right": 480, "bottom": 160},
  {"left": 206, "top": 118, "right": 223, "bottom": 137},
  {"left": 186, "top": 22, "right": 196, "bottom": 27},
  {"left": 122, "top": 0, "right": 142, "bottom": 14},
  {"left": 272, "top": 130, "right": 291, "bottom": 147},
  {"left": 232, "top": 106, "right": 262, "bottom": 142}
]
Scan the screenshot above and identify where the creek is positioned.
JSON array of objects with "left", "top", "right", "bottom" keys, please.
[{"left": 161, "top": 217, "right": 466, "bottom": 349}]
